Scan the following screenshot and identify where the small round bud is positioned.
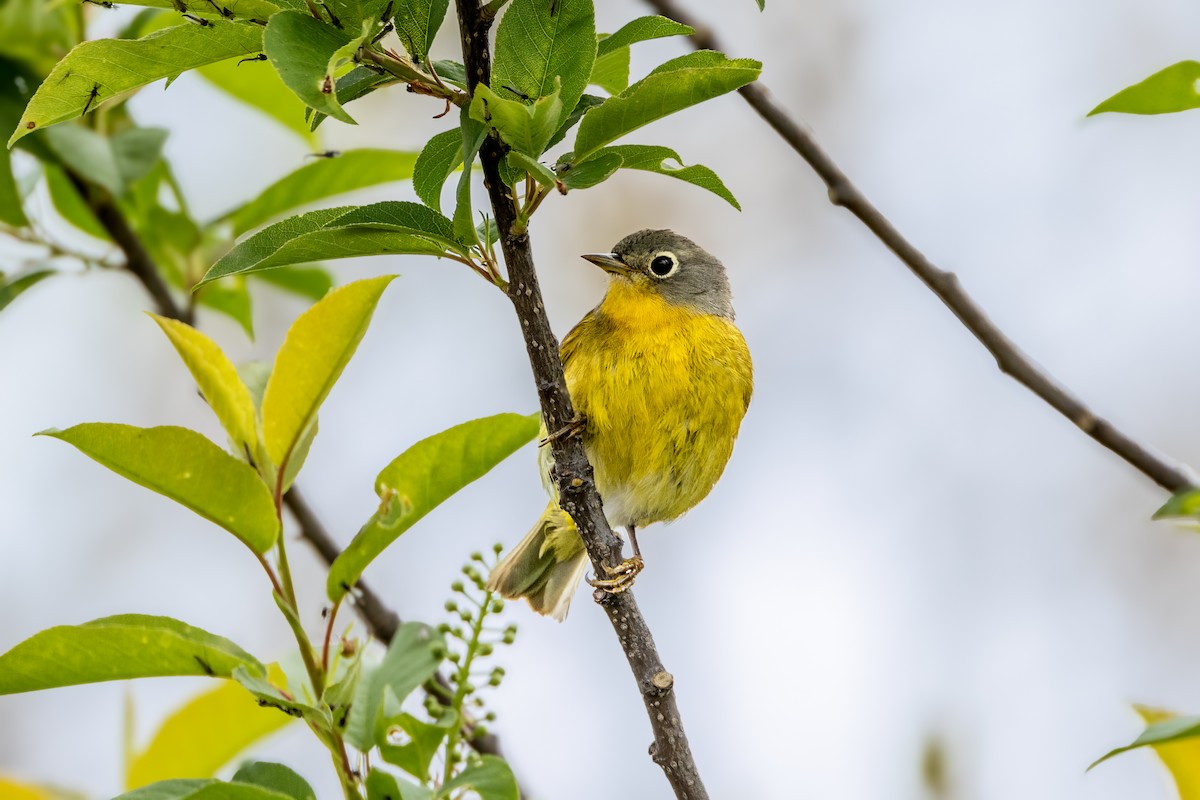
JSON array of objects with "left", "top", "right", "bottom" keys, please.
[
  {"left": 471, "top": 551, "right": 484, "bottom": 562},
  {"left": 502, "top": 632, "right": 516, "bottom": 645},
  {"left": 448, "top": 651, "right": 461, "bottom": 663},
  {"left": 485, "top": 711, "right": 497, "bottom": 722},
  {"left": 490, "top": 599, "right": 505, "bottom": 613},
  {"left": 461, "top": 681, "right": 476, "bottom": 693},
  {"left": 444, "top": 600, "right": 458, "bottom": 613},
  {"left": 472, "top": 724, "right": 489, "bottom": 739},
  {"left": 478, "top": 643, "right": 494, "bottom": 656},
  {"left": 488, "top": 674, "right": 502, "bottom": 687},
  {"left": 459, "top": 609, "right": 473, "bottom": 623},
  {"left": 448, "top": 750, "right": 462, "bottom": 764},
  {"left": 493, "top": 542, "right": 503, "bottom": 554},
  {"left": 437, "top": 623, "right": 451, "bottom": 634},
  {"left": 451, "top": 580, "right": 465, "bottom": 592},
  {"left": 431, "top": 644, "right": 446, "bottom": 658}
]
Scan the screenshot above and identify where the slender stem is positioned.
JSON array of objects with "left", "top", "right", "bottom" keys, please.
[
  {"left": 643, "top": 0, "right": 1198, "bottom": 494},
  {"left": 453, "top": 2, "right": 709, "bottom": 797},
  {"left": 323, "top": 597, "right": 342, "bottom": 672},
  {"left": 442, "top": 592, "right": 490, "bottom": 787}
]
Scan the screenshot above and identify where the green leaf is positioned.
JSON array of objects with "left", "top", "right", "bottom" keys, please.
[
  {"left": 586, "top": 144, "right": 739, "bottom": 208},
  {"left": 555, "top": 150, "right": 619, "bottom": 189},
  {"left": 366, "top": 770, "right": 432, "bottom": 800},
  {"left": 126, "top": 682, "right": 295, "bottom": 789},
  {"left": 8, "top": 23, "right": 264, "bottom": 146},
  {"left": 42, "top": 125, "right": 123, "bottom": 196},
  {"left": 454, "top": 108, "right": 486, "bottom": 244},
  {"left": 113, "top": 779, "right": 292, "bottom": 800},
  {"left": 589, "top": 46, "right": 629, "bottom": 95},
  {"left": 595, "top": 15, "right": 693, "bottom": 58},
  {"left": 252, "top": 265, "right": 333, "bottom": 301},
  {"left": 229, "top": 764, "right": 315, "bottom": 800},
  {"left": 546, "top": 92, "right": 602, "bottom": 151},
  {"left": 196, "top": 279, "right": 255, "bottom": 338},
  {"left": 200, "top": 204, "right": 455, "bottom": 285},
  {"left": 1089, "top": 61, "right": 1200, "bottom": 116},
  {"left": 198, "top": 54, "right": 317, "bottom": 145},
  {"left": 94, "top": 0, "right": 285, "bottom": 22},
  {"left": 394, "top": 0, "right": 450, "bottom": 65},
  {"left": 0, "top": 270, "right": 52, "bottom": 312},
  {"left": 1155, "top": 488, "right": 1200, "bottom": 520},
  {"left": 263, "top": 12, "right": 355, "bottom": 125},
  {"left": 439, "top": 756, "right": 518, "bottom": 800},
  {"left": 0, "top": 0, "right": 81, "bottom": 76},
  {"left": 309, "top": 66, "right": 391, "bottom": 131},
  {"left": 0, "top": 615, "right": 264, "bottom": 694},
  {"left": 40, "top": 424, "right": 279, "bottom": 553},
  {"left": 572, "top": 50, "right": 761, "bottom": 162},
  {"left": 1091, "top": 708, "right": 1200, "bottom": 771},
  {"left": 42, "top": 163, "right": 107, "bottom": 239},
  {"left": 507, "top": 151, "right": 557, "bottom": 187},
  {"left": 111, "top": 127, "right": 170, "bottom": 189},
  {"left": 413, "top": 128, "right": 464, "bottom": 212},
  {"left": 232, "top": 666, "right": 326, "bottom": 725},
  {"left": 327, "top": 412, "right": 539, "bottom": 601},
  {"left": 222, "top": 149, "right": 420, "bottom": 236},
  {"left": 431, "top": 59, "right": 466, "bottom": 89},
  {"left": 150, "top": 315, "right": 261, "bottom": 460},
  {"left": 491, "top": 0, "right": 595, "bottom": 124},
  {"left": 469, "top": 82, "right": 562, "bottom": 157},
  {"left": 377, "top": 713, "right": 451, "bottom": 782},
  {"left": 261, "top": 275, "right": 395, "bottom": 470},
  {"left": 343, "top": 623, "right": 443, "bottom": 751},
  {"left": 0, "top": 140, "right": 27, "bottom": 226}
]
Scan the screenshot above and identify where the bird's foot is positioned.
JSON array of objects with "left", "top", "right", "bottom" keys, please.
[
  {"left": 539, "top": 413, "right": 587, "bottom": 447},
  {"left": 587, "top": 556, "right": 645, "bottom": 595}
]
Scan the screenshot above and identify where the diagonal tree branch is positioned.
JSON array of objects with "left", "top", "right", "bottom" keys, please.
[
  {"left": 66, "top": 168, "right": 510, "bottom": 763},
  {"left": 454, "top": 3, "right": 708, "bottom": 798},
  {"left": 645, "top": 0, "right": 1197, "bottom": 495}
]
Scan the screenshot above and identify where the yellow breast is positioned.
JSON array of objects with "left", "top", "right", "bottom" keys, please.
[{"left": 558, "top": 280, "right": 753, "bottom": 529}]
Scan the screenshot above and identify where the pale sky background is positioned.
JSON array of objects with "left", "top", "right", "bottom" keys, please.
[{"left": 4, "top": 0, "right": 1200, "bottom": 798}]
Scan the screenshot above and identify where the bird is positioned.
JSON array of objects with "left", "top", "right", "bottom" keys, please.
[{"left": 487, "top": 229, "right": 753, "bottom": 620}]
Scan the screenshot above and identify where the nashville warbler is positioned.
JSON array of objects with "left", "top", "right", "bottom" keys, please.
[{"left": 487, "top": 229, "right": 753, "bottom": 620}]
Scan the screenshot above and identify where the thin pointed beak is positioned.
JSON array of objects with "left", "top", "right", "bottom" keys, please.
[{"left": 581, "top": 252, "right": 629, "bottom": 275}]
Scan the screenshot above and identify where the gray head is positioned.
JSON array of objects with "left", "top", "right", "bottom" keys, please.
[{"left": 581, "top": 229, "right": 735, "bottom": 319}]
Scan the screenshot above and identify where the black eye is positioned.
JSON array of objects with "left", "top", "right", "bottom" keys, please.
[{"left": 650, "top": 253, "right": 677, "bottom": 277}]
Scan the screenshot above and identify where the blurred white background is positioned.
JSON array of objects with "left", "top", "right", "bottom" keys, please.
[{"left": 4, "top": 0, "right": 1200, "bottom": 797}]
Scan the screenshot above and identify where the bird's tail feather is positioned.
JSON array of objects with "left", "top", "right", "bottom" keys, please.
[{"left": 487, "top": 502, "right": 588, "bottom": 622}]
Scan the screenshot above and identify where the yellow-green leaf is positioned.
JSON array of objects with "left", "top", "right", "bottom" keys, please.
[
  {"left": 1138, "top": 706, "right": 1200, "bottom": 799},
  {"left": 39, "top": 424, "right": 279, "bottom": 553},
  {"left": 126, "top": 674, "right": 294, "bottom": 789},
  {"left": 327, "top": 413, "right": 539, "bottom": 601},
  {"left": 150, "top": 315, "right": 260, "bottom": 459},
  {"left": 0, "top": 615, "right": 264, "bottom": 694},
  {"left": 262, "top": 275, "right": 395, "bottom": 471}
]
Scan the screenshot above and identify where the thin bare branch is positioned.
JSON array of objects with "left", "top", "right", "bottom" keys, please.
[
  {"left": 454, "top": 2, "right": 709, "bottom": 798},
  {"left": 644, "top": 0, "right": 1197, "bottom": 494}
]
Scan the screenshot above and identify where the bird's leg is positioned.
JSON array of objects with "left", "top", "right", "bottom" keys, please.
[
  {"left": 539, "top": 412, "right": 587, "bottom": 447},
  {"left": 587, "top": 525, "right": 644, "bottom": 594}
]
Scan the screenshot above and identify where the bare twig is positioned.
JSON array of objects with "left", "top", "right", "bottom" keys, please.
[
  {"left": 644, "top": 0, "right": 1197, "bottom": 494},
  {"left": 454, "top": 3, "right": 708, "bottom": 798}
]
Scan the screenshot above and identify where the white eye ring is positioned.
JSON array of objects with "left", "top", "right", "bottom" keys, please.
[{"left": 649, "top": 251, "right": 679, "bottom": 278}]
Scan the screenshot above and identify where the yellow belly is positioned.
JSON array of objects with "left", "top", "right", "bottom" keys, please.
[{"left": 556, "top": 280, "right": 753, "bottom": 529}]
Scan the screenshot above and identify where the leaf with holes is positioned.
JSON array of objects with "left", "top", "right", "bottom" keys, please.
[
  {"left": 327, "top": 413, "right": 539, "bottom": 601},
  {"left": 263, "top": 12, "right": 354, "bottom": 124}
]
